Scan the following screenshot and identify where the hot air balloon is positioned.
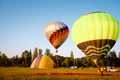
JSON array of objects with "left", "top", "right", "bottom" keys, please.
[
  {"left": 45, "top": 21, "right": 69, "bottom": 53},
  {"left": 30, "top": 55, "right": 54, "bottom": 68},
  {"left": 72, "top": 12, "right": 119, "bottom": 67}
]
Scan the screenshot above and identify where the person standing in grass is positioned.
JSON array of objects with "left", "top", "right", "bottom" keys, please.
[{"left": 100, "top": 67, "right": 104, "bottom": 76}]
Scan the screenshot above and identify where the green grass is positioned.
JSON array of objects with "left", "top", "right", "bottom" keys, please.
[{"left": 0, "top": 67, "right": 120, "bottom": 80}]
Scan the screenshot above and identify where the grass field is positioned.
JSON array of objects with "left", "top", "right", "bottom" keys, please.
[{"left": 0, "top": 67, "right": 120, "bottom": 80}]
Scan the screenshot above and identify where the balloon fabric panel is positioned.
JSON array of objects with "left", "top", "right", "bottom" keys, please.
[
  {"left": 49, "top": 26, "right": 69, "bottom": 49},
  {"left": 30, "top": 58, "right": 37, "bottom": 68},
  {"left": 72, "top": 12, "right": 119, "bottom": 56},
  {"left": 30, "top": 55, "right": 54, "bottom": 68},
  {"left": 45, "top": 21, "right": 69, "bottom": 50},
  {"left": 39, "top": 55, "right": 54, "bottom": 68},
  {"left": 72, "top": 12, "right": 119, "bottom": 45},
  {"left": 77, "top": 39, "right": 115, "bottom": 56},
  {"left": 34, "top": 55, "right": 43, "bottom": 68}
]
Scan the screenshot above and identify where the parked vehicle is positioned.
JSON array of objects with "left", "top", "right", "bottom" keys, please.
[{"left": 106, "top": 66, "right": 118, "bottom": 72}]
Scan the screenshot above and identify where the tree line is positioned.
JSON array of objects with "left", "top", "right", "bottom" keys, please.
[{"left": 0, "top": 48, "right": 120, "bottom": 68}]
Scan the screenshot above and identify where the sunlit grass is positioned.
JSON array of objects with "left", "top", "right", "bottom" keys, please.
[{"left": 0, "top": 67, "right": 120, "bottom": 80}]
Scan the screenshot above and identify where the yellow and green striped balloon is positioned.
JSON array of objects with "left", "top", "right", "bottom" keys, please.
[{"left": 72, "top": 12, "right": 119, "bottom": 56}]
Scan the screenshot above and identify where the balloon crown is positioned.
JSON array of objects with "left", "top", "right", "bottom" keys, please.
[{"left": 85, "top": 11, "right": 106, "bottom": 15}]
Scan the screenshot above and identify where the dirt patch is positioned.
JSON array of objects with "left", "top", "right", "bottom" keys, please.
[{"left": 27, "top": 72, "right": 117, "bottom": 77}]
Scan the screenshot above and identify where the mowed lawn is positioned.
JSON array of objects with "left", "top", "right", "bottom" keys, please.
[{"left": 0, "top": 67, "right": 120, "bottom": 80}]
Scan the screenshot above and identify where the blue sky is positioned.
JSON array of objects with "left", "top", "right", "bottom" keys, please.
[{"left": 0, "top": 0, "right": 120, "bottom": 58}]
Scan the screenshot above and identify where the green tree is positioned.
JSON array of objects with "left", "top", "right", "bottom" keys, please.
[
  {"left": 21, "top": 50, "right": 30, "bottom": 67},
  {"left": 118, "top": 52, "right": 120, "bottom": 58},
  {"left": 107, "top": 51, "right": 117, "bottom": 67},
  {"left": 33, "top": 48, "right": 38, "bottom": 60},
  {"left": 16, "top": 55, "right": 19, "bottom": 66},
  {"left": 70, "top": 51, "right": 74, "bottom": 60},
  {"left": 109, "top": 51, "right": 117, "bottom": 58},
  {"left": 28, "top": 49, "right": 32, "bottom": 66},
  {"left": 45, "top": 48, "right": 50, "bottom": 55},
  {"left": 38, "top": 49, "right": 42, "bottom": 56},
  {"left": 0, "top": 53, "right": 8, "bottom": 66},
  {"left": 84, "top": 56, "right": 89, "bottom": 67},
  {"left": 10, "top": 56, "right": 16, "bottom": 66},
  {"left": 0, "top": 51, "right": 1, "bottom": 66},
  {"left": 74, "top": 58, "right": 78, "bottom": 67},
  {"left": 48, "top": 53, "right": 54, "bottom": 59},
  {"left": 97, "top": 59, "right": 104, "bottom": 67},
  {"left": 62, "top": 58, "right": 69, "bottom": 67},
  {"left": 80, "top": 57, "right": 87, "bottom": 67},
  {"left": 54, "top": 55, "right": 60, "bottom": 67},
  {"left": 70, "top": 51, "right": 75, "bottom": 66},
  {"left": 56, "top": 55, "right": 59, "bottom": 67}
]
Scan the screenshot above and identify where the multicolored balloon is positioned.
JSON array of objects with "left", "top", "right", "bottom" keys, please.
[
  {"left": 30, "top": 55, "right": 54, "bottom": 68},
  {"left": 72, "top": 12, "right": 119, "bottom": 56},
  {"left": 45, "top": 21, "right": 69, "bottom": 52}
]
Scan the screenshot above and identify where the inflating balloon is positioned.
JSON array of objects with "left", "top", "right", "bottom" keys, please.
[
  {"left": 72, "top": 12, "right": 119, "bottom": 57},
  {"left": 30, "top": 55, "right": 54, "bottom": 68},
  {"left": 45, "top": 21, "right": 69, "bottom": 53}
]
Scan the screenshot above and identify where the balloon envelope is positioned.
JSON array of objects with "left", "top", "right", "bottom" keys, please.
[
  {"left": 45, "top": 21, "right": 69, "bottom": 49},
  {"left": 72, "top": 12, "right": 119, "bottom": 56},
  {"left": 30, "top": 55, "right": 54, "bottom": 68}
]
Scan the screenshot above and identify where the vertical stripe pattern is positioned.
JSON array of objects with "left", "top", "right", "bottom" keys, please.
[{"left": 72, "top": 12, "right": 119, "bottom": 56}]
